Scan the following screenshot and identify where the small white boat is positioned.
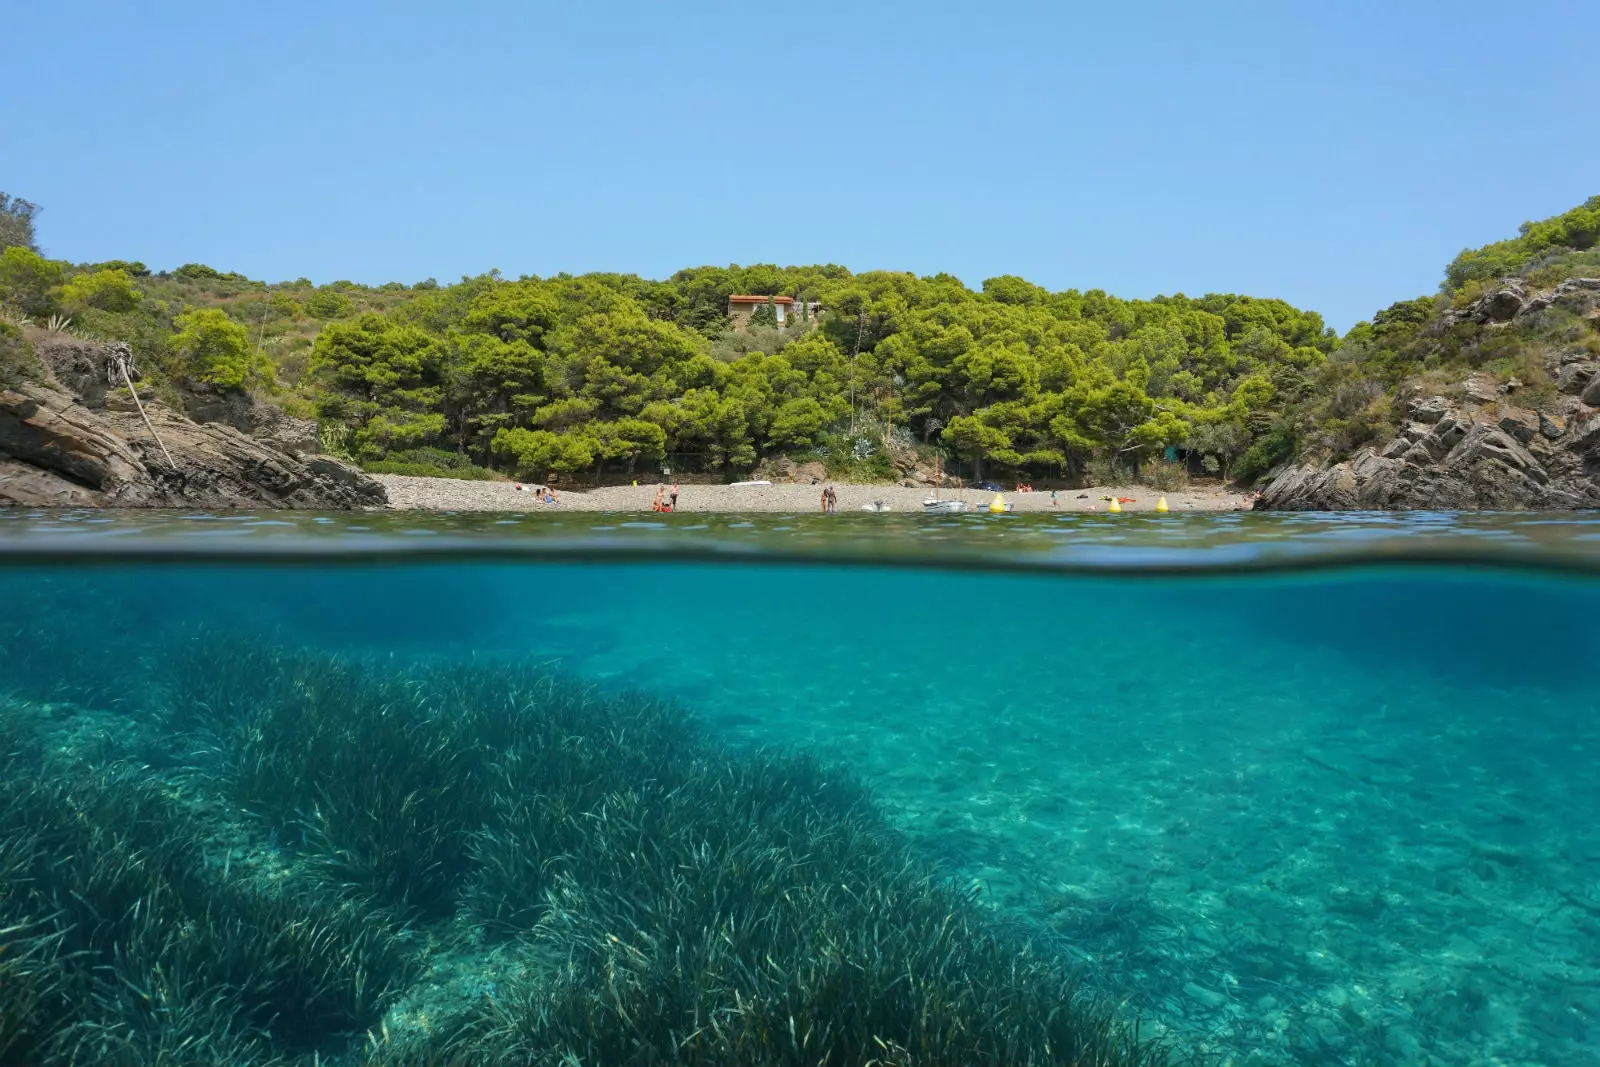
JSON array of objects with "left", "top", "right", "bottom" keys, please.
[{"left": 921, "top": 453, "right": 965, "bottom": 513}]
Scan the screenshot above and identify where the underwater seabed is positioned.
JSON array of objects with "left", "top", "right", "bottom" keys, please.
[{"left": 1, "top": 560, "right": 1598, "bottom": 1066}]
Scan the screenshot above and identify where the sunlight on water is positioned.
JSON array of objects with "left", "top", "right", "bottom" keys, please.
[{"left": 2, "top": 510, "right": 1598, "bottom": 1066}]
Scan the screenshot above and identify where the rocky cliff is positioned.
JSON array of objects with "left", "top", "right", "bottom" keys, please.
[
  {"left": 1, "top": 336, "right": 386, "bottom": 509},
  {"left": 1258, "top": 278, "right": 1600, "bottom": 510}
]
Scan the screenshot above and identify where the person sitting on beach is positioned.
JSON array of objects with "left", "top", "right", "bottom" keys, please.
[{"left": 652, "top": 486, "right": 664, "bottom": 512}]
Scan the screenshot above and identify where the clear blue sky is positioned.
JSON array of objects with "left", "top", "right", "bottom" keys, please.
[{"left": 5, "top": 1, "right": 1595, "bottom": 330}]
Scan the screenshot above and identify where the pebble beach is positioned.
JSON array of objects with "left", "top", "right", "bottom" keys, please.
[{"left": 371, "top": 475, "right": 1255, "bottom": 513}]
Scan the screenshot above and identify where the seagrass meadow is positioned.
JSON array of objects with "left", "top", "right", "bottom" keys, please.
[
  {"left": 0, "top": 627, "right": 1167, "bottom": 1067},
  {"left": 1, "top": 509, "right": 1599, "bottom": 1067}
]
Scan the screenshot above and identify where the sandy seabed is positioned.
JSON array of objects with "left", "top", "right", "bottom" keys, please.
[{"left": 371, "top": 475, "right": 1256, "bottom": 514}]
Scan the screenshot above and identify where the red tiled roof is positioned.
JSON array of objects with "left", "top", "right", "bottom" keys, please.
[{"left": 728, "top": 294, "right": 795, "bottom": 303}]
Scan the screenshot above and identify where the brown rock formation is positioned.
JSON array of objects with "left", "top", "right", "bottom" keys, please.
[{"left": 1, "top": 352, "right": 385, "bottom": 509}]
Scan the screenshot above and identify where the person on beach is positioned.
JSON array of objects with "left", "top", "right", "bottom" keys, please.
[
  {"left": 1051, "top": 489, "right": 1058, "bottom": 508},
  {"left": 820, "top": 484, "right": 829, "bottom": 512},
  {"left": 670, "top": 482, "right": 679, "bottom": 511},
  {"left": 652, "top": 486, "right": 664, "bottom": 512}
]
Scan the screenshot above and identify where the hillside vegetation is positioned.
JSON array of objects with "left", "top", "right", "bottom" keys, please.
[
  {"left": 3, "top": 192, "right": 1596, "bottom": 486},
  {"left": 1257, "top": 195, "right": 1600, "bottom": 470}
]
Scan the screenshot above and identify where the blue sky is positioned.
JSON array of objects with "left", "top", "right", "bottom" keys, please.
[{"left": 5, "top": 0, "right": 1595, "bottom": 330}]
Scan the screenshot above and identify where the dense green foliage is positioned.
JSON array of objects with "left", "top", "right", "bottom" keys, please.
[
  {"left": 0, "top": 319, "right": 44, "bottom": 387},
  {"left": 4, "top": 191, "right": 1595, "bottom": 483},
  {"left": 1444, "top": 195, "right": 1600, "bottom": 291},
  {"left": 170, "top": 307, "right": 273, "bottom": 390},
  {"left": 0, "top": 247, "right": 63, "bottom": 317},
  {"left": 300, "top": 268, "right": 1333, "bottom": 482}
]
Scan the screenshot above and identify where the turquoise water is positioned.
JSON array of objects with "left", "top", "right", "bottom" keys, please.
[{"left": 2, "top": 510, "right": 1598, "bottom": 1066}]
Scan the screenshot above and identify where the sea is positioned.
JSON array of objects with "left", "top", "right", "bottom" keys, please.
[{"left": 1, "top": 508, "right": 1597, "bottom": 1067}]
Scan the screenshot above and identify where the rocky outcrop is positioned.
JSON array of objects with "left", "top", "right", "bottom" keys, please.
[
  {"left": 0, "top": 376, "right": 386, "bottom": 509},
  {"left": 1259, "top": 388, "right": 1600, "bottom": 510},
  {"left": 1438, "top": 276, "right": 1600, "bottom": 330},
  {"left": 1260, "top": 276, "right": 1600, "bottom": 510}
]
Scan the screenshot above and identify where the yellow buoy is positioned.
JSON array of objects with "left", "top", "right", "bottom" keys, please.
[
  {"left": 1108, "top": 498, "right": 1122, "bottom": 513},
  {"left": 1156, "top": 496, "right": 1169, "bottom": 513},
  {"left": 988, "top": 493, "right": 1007, "bottom": 514}
]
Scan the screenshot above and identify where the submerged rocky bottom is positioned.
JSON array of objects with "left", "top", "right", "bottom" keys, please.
[{"left": 0, "top": 639, "right": 1167, "bottom": 1067}]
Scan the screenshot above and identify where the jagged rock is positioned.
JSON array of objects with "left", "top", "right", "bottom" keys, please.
[
  {"left": 32, "top": 334, "right": 116, "bottom": 408},
  {"left": 1470, "top": 282, "right": 1528, "bottom": 324},
  {"left": 753, "top": 455, "right": 830, "bottom": 485},
  {"left": 1573, "top": 413, "right": 1600, "bottom": 453},
  {"left": 249, "top": 405, "right": 319, "bottom": 455},
  {"left": 1, "top": 378, "right": 386, "bottom": 509},
  {"left": 1259, "top": 398, "right": 1600, "bottom": 510},
  {"left": 1497, "top": 409, "right": 1539, "bottom": 444},
  {"left": 1407, "top": 396, "right": 1451, "bottom": 424},
  {"left": 1557, "top": 362, "right": 1597, "bottom": 394},
  {"left": 1431, "top": 413, "right": 1469, "bottom": 452},
  {"left": 1582, "top": 376, "right": 1600, "bottom": 407},
  {"left": 1462, "top": 374, "right": 1501, "bottom": 404}
]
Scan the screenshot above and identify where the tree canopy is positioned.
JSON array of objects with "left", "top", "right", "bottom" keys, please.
[{"left": 6, "top": 190, "right": 1594, "bottom": 486}]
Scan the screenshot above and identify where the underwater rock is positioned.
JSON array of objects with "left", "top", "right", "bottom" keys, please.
[{"left": 0, "top": 378, "right": 386, "bottom": 508}]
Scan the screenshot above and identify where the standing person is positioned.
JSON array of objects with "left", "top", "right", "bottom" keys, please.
[
  {"left": 820, "top": 483, "right": 829, "bottom": 513},
  {"left": 670, "top": 482, "right": 679, "bottom": 511},
  {"left": 827, "top": 485, "right": 838, "bottom": 513},
  {"left": 1051, "top": 489, "right": 1058, "bottom": 509}
]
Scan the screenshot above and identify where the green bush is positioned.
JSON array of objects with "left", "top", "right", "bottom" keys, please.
[
  {"left": 170, "top": 308, "right": 272, "bottom": 390},
  {"left": 1141, "top": 457, "right": 1189, "bottom": 491},
  {"left": 0, "top": 319, "right": 44, "bottom": 386},
  {"left": 305, "top": 289, "right": 356, "bottom": 319},
  {"left": 1233, "top": 425, "right": 1297, "bottom": 484},
  {"left": 1444, "top": 195, "right": 1600, "bottom": 291},
  {"left": 60, "top": 268, "right": 141, "bottom": 314},
  {"left": 1084, "top": 455, "right": 1131, "bottom": 487},
  {"left": 173, "top": 262, "right": 223, "bottom": 280},
  {"left": 0, "top": 247, "right": 62, "bottom": 317},
  {"left": 363, "top": 447, "right": 504, "bottom": 480}
]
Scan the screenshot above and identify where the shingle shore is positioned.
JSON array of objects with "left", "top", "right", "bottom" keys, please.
[{"left": 372, "top": 475, "right": 1254, "bottom": 513}]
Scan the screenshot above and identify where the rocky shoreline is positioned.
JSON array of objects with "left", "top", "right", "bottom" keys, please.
[
  {"left": 2, "top": 336, "right": 387, "bottom": 509},
  {"left": 1259, "top": 278, "right": 1600, "bottom": 511}
]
